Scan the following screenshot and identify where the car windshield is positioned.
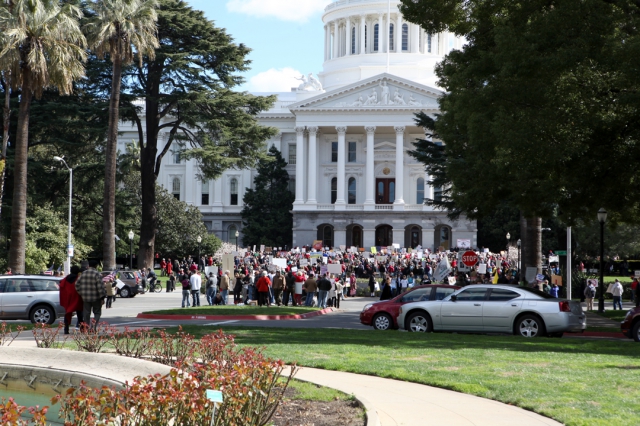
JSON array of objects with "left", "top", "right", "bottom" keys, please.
[{"left": 515, "top": 286, "right": 555, "bottom": 299}]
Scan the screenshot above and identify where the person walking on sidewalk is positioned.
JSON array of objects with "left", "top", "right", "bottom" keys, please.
[
  {"left": 59, "top": 265, "right": 83, "bottom": 334},
  {"left": 206, "top": 272, "right": 217, "bottom": 305},
  {"left": 611, "top": 279, "right": 624, "bottom": 310},
  {"left": 584, "top": 279, "right": 596, "bottom": 311},
  {"left": 190, "top": 270, "right": 202, "bottom": 307},
  {"left": 181, "top": 274, "right": 191, "bottom": 307},
  {"left": 220, "top": 271, "right": 230, "bottom": 305},
  {"left": 631, "top": 277, "right": 638, "bottom": 304},
  {"left": 75, "top": 260, "right": 106, "bottom": 330},
  {"left": 272, "top": 270, "right": 285, "bottom": 306}
]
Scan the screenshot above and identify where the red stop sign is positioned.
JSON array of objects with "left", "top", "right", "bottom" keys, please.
[{"left": 461, "top": 251, "right": 478, "bottom": 267}]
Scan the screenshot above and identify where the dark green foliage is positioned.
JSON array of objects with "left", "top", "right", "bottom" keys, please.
[{"left": 241, "top": 146, "right": 294, "bottom": 248}]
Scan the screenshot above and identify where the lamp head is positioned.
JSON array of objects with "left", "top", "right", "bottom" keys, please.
[
  {"left": 128, "top": 230, "right": 134, "bottom": 240},
  {"left": 506, "top": 232, "right": 510, "bottom": 240},
  {"left": 235, "top": 230, "right": 239, "bottom": 237},
  {"left": 197, "top": 236, "right": 202, "bottom": 243},
  {"left": 517, "top": 239, "right": 521, "bottom": 248},
  {"left": 53, "top": 156, "right": 63, "bottom": 162},
  {"left": 597, "top": 208, "right": 607, "bottom": 224}
]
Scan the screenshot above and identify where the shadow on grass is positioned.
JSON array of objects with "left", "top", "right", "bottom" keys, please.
[{"left": 175, "top": 325, "right": 636, "bottom": 357}]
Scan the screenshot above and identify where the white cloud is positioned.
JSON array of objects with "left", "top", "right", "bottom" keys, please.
[
  {"left": 226, "top": 0, "right": 327, "bottom": 22},
  {"left": 246, "top": 67, "right": 303, "bottom": 92}
]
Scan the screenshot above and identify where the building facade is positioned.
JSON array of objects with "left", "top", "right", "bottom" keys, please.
[{"left": 117, "top": 0, "right": 477, "bottom": 251}]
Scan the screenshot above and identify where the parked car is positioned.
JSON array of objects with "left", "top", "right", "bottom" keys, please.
[
  {"left": 100, "top": 271, "right": 142, "bottom": 298},
  {"left": 0, "top": 275, "right": 64, "bottom": 324},
  {"left": 621, "top": 305, "right": 640, "bottom": 342},
  {"left": 360, "top": 284, "right": 460, "bottom": 330},
  {"left": 397, "top": 284, "right": 586, "bottom": 338}
]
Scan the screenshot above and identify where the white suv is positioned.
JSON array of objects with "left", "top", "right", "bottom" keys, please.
[{"left": 0, "top": 275, "right": 64, "bottom": 324}]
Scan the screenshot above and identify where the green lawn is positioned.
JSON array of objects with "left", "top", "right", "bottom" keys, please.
[
  {"left": 596, "top": 310, "right": 629, "bottom": 322},
  {"left": 174, "top": 326, "right": 639, "bottom": 426},
  {"left": 143, "top": 306, "right": 320, "bottom": 316}
]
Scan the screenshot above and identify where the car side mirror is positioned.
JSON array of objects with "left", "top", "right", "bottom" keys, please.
[{"left": 450, "top": 295, "right": 457, "bottom": 302}]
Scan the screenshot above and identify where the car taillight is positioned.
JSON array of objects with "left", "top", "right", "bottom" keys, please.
[
  {"left": 559, "top": 301, "right": 571, "bottom": 312},
  {"left": 136, "top": 277, "right": 139, "bottom": 283}
]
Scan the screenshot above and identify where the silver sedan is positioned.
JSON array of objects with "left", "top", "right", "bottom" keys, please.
[{"left": 397, "top": 284, "right": 586, "bottom": 338}]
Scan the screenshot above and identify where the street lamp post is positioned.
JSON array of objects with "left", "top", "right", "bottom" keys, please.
[
  {"left": 197, "top": 235, "right": 202, "bottom": 270},
  {"left": 128, "top": 230, "right": 134, "bottom": 270},
  {"left": 597, "top": 208, "right": 607, "bottom": 313},
  {"left": 235, "top": 230, "right": 239, "bottom": 252},
  {"left": 54, "top": 156, "right": 72, "bottom": 274},
  {"left": 506, "top": 232, "right": 511, "bottom": 264},
  {"left": 517, "top": 239, "right": 521, "bottom": 283}
]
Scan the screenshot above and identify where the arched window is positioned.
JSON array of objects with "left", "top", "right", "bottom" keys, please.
[
  {"left": 331, "top": 177, "right": 337, "bottom": 204},
  {"left": 389, "top": 23, "right": 394, "bottom": 50},
  {"left": 416, "top": 178, "right": 424, "bottom": 204},
  {"left": 434, "top": 186, "right": 443, "bottom": 203},
  {"left": 229, "top": 225, "right": 238, "bottom": 245},
  {"left": 374, "top": 24, "right": 379, "bottom": 51},
  {"left": 230, "top": 178, "right": 238, "bottom": 205},
  {"left": 348, "top": 177, "right": 356, "bottom": 204},
  {"left": 323, "top": 225, "right": 333, "bottom": 248},
  {"left": 172, "top": 178, "right": 180, "bottom": 201},
  {"left": 402, "top": 24, "right": 409, "bottom": 51},
  {"left": 201, "top": 179, "right": 209, "bottom": 205},
  {"left": 351, "top": 27, "right": 356, "bottom": 54}
]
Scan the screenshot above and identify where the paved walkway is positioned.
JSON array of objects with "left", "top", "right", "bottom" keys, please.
[{"left": 290, "top": 367, "right": 563, "bottom": 426}]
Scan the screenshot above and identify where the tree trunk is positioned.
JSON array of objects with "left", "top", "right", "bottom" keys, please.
[
  {"left": 525, "top": 216, "right": 542, "bottom": 276},
  {"left": 103, "top": 54, "right": 123, "bottom": 270},
  {"left": 0, "top": 72, "right": 10, "bottom": 224},
  {"left": 8, "top": 76, "right": 33, "bottom": 274},
  {"left": 519, "top": 212, "right": 527, "bottom": 281}
]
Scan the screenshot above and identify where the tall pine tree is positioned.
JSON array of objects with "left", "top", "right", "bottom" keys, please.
[{"left": 241, "top": 146, "right": 293, "bottom": 248}]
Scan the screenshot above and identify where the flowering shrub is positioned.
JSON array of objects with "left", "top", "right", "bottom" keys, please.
[
  {"left": 148, "top": 326, "right": 197, "bottom": 366},
  {"left": 109, "top": 326, "right": 155, "bottom": 358},
  {"left": 71, "top": 321, "right": 114, "bottom": 353},
  {"left": 0, "top": 397, "right": 48, "bottom": 425},
  {"left": 31, "top": 323, "right": 66, "bottom": 349},
  {"left": 0, "top": 322, "right": 23, "bottom": 346}
]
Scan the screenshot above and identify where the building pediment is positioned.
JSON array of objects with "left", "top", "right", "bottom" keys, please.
[{"left": 288, "top": 73, "right": 441, "bottom": 112}]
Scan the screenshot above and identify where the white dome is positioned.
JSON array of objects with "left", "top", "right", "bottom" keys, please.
[{"left": 319, "top": 0, "right": 464, "bottom": 91}]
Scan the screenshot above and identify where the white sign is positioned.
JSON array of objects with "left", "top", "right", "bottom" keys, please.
[
  {"left": 477, "top": 263, "right": 487, "bottom": 274},
  {"left": 260, "top": 245, "right": 265, "bottom": 252},
  {"left": 457, "top": 239, "right": 471, "bottom": 249},
  {"left": 272, "top": 258, "right": 287, "bottom": 269},
  {"left": 548, "top": 256, "right": 559, "bottom": 263},
  {"left": 433, "top": 257, "right": 451, "bottom": 281},
  {"left": 448, "top": 277, "right": 457, "bottom": 285},
  {"left": 299, "top": 259, "right": 309, "bottom": 267},
  {"left": 635, "top": 270, "right": 640, "bottom": 278},
  {"left": 205, "top": 266, "right": 218, "bottom": 276},
  {"left": 327, "top": 263, "right": 342, "bottom": 274},
  {"left": 67, "top": 245, "right": 74, "bottom": 257},
  {"left": 222, "top": 255, "right": 235, "bottom": 275}
]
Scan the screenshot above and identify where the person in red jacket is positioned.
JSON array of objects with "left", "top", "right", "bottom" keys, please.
[
  {"left": 256, "top": 271, "right": 272, "bottom": 307},
  {"left": 59, "top": 265, "right": 84, "bottom": 334}
]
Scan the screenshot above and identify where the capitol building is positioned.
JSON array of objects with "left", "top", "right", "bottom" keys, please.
[{"left": 119, "top": 0, "right": 477, "bottom": 251}]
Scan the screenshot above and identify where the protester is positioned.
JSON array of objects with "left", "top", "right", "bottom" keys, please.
[
  {"left": 294, "top": 271, "right": 305, "bottom": 306},
  {"left": 59, "top": 265, "right": 83, "bottom": 334},
  {"left": 584, "top": 280, "right": 596, "bottom": 311},
  {"left": 256, "top": 271, "right": 271, "bottom": 307},
  {"left": 190, "top": 270, "right": 202, "bottom": 307},
  {"left": 220, "top": 271, "right": 230, "bottom": 305},
  {"left": 272, "top": 270, "right": 285, "bottom": 306},
  {"left": 368, "top": 273, "right": 376, "bottom": 297},
  {"left": 104, "top": 275, "right": 115, "bottom": 309},
  {"left": 75, "top": 260, "right": 106, "bottom": 331},
  {"left": 303, "top": 273, "right": 317, "bottom": 307},
  {"left": 380, "top": 276, "right": 392, "bottom": 300},
  {"left": 284, "top": 270, "right": 295, "bottom": 306},
  {"left": 233, "top": 273, "right": 244, "bottom": 305},
  {"left": 316, "top": 273, "right": 332, "bottom": 309},
  {"left": 206, "top": 272, "right": 217, "bottom": 305},
  {"left": 181, "top": 274, "right": 191, "bottom": 308},
  {"left": 611, "top": 279, "right": 624, "bottom": 310}
]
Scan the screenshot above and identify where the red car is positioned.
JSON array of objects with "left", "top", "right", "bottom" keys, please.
[
  {"left": 360, "top": 284, "right": 461, "bottom": 330},
  {"left": 621, "top": 305, "right": 640, "bottom": 342}
]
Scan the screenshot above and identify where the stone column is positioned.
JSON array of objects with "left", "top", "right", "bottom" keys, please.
[
  {"left": 346, "top": 17, "right": 351, "bottom": 56},
  {"left": 377, "top": 13, "right": 383, "bottom": 52},
  {"left": 333, "top": 21, "right": 339, "bottom": 59},
  {"left": 393, "top": 228, "right": 405, "bottom": 248},
  {"left": 293, "top": 126, "right": 306, "bottom": 207},
  {"left": 394, "top": 126, "right": 405, "bottom": 208},
  {"left": 335, "top": 126, "right": 347, "bottom": 208},
  {"left": 307, "top": 127, "right": 318, "bottom": 205},
  {"left": 396, "top": 14, "right": 402, "bottom": 52},
  {"left": 411, "top": 23, "right": 420, "bottom": 53},
  {"left": 360, "top": 15, "right": 366, "bottom": 54},
  {"left": 364, "top": 126, "right": 376, "bottom": 210},
  {"left": 386, "top": 12, "right": 391, "bottom": 53},
  {"left": 213, "top": 176, "right": 223, "bottom": 208}
]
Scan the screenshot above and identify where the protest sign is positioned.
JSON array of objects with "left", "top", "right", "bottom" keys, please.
[{"left": 327, "top": 263, "right": 342, "bottom": 274}]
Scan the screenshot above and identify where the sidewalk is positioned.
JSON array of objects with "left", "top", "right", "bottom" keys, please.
[
  {"left": 290, "top": 367, "right": 562, "bottom": 426},
  {"left": 137, "top": 307, "right": 336, "bottom": 321}
]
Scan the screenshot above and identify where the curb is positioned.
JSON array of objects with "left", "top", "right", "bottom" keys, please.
[
  {"left": 136, "top": 307, "right": 335, "bottom": 321},
  {"left": 287, "top": 369, "right": 381, "bottom": 426},
  {"left": 577, "top": 331, "right": 626, "bottom": 339}
]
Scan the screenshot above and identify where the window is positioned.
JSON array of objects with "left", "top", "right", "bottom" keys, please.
[
  {"left": 230, "top": 178, "right": 238, "bottom": 205},
  {"left": 322, "top": 225, "right": 333, "bottom": 248},
  {"left": 435, "top": 287, "right": 457, "bottom": 300},
  {"left": 348, "top": 177, "right": 356, "bottom": 204},
  {"left": 454, "top": 288, "right": 487, "bottom": 301},
  {"left": 416, "top": 178, "right": 424, "bottom": 204},
  {"left": 364, "top": 25, "right": 367, "bottom": 50},
  {"left": 389, "top": 181, "right": 395, "bottom": 202},
  {"left": 288, "top": 144, "right": 296, "bottom": 165},
  {"left": 172, "top": 177, "right": 180, "bottom": 200},
  {"left": 171, "top": 143, "right": 183, "bottom": 164},
  {"left": 434, "top": 186, "right": 442, "bottom": 202},
  {"left": 331, "top": 142, "right": 338, "bottom": 162},
  {"left": 401, "top": 288, "right": 430, "bottom": 303},
  {"left": 201, "top": 180, "right": 209, "bottom": 205},
  {"left": 427, "top": 33, "right": 432, "bottom": 53},
  {"left": 351, "top": 27, "right": 356, "bottom": 54},
  {"left": 348, "top": 141, "right": 356, "bottom": 162},
  {"left": 402, "top": 24, "right": 408, "bottom": 51},
  {"left": 331, "top": 177, "right": 337, "bottom": 204},
  {"left": 374, "top": 24, "right": 379, "bottom": 51},
  {"left": 389, "top": 23, "right": 394, "bottom": 50},
  {"left": 488, "top": 289, "right": 521, "bottom": 302},
  {"left": 229, "top": 225, "right": 238, "bottom": 245},
  {"left": 29, "top": 279, "right": 59, "bottom": 292}
]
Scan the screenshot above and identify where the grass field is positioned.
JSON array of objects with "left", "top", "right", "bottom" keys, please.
[
  {"left": 143, "top": 306, "right": 320, "bottom": 316},
  {"left": 174, "top": 326, "right": 640, "bottom": 426}
]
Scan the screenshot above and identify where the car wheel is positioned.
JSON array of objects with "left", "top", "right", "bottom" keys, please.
[
  {"left": 632, "top": 321, "right": 640, "bottom": 343},
  {"left": 30, "top": 305, "right": 55, "bottom": 325},
  {"left": 515, "top": 314, "right": 545, "bottom": 338},
  {"left": 373, "top": 313, "right": 393, "bottom": 331},
  {"left": 407, "top": 311, "right": 432, "bottom": 333},
  {"left": 120, "top": 287, "right": 131, "bottom": 298}
]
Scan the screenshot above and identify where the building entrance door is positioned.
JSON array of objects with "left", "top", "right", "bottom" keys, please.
[
  {"left": 375, "top": 225, "right": 393, "bottom": 247},
  {"left": 376, "top": 179, "right": 395, "bottom": 204}
]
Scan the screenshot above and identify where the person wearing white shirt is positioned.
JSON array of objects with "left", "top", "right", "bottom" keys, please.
[
  {"left": 611, "top": 279, "right": 624, "bottom": 310},
  {"left": 190, "top": 271, "right": 202, "bottom": 307}
]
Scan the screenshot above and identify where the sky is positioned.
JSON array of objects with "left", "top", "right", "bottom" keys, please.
[{"left": 186, "top": 0, "right": 329, "bottom": 92}]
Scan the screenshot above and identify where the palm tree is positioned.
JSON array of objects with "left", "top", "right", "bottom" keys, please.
[
  {"left": 0, "top": 0, "right": 87, "bottom": 273},
  {"left": 84, "top": 0, "right": 158, "bottom": 270}
]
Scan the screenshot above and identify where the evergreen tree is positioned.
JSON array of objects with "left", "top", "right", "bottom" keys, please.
[{"left": 241, "top": 146, "right": 294, "bottom": 248}]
